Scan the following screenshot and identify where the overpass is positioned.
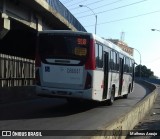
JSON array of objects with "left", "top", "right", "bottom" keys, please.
[
  {"left": 0, "top": 0, "right": 86, "bottom": 58},
  {"left": 0, "top": 0, "right": 86, "bottom": 87},
  {"left": 0, "top": 0, "right": 86, "bottom": 35}
]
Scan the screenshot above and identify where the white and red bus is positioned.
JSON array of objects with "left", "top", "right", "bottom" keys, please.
[{"left": 35, "top": 30, "right": 135, "bottom": 105}]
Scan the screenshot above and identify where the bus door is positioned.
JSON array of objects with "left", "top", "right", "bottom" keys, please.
[
  {"left": 118, "top": 58, "right": 124, "bottom": 95},
  {"left": 103, "top": 52, "right": 109, "bottom": 99}
]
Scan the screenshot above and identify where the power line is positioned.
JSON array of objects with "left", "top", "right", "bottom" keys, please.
[
  {"left": 77, "top": 0, "right": 148, "bottom": 18},
  {"left": 73, "top": 0, "right": 125, "bottom": 14},
  {"left": 63, "top": 0, "right": 75, "bottom": 4},
  {"left": 64, "top": 0, "right": 111, "bottom": 8},
  {"left": 69, "top": 0, "right": 120, "bottom": 11},
  {"left": 84, "top": 10, "right": 160, "bottom": 27},
  {"left": 66, "top": 0, "right": 91, "bottom": 7}
]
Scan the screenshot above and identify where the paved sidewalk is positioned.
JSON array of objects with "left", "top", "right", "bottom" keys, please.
[{"left": 127, "top": 86, "right": 160, "bottom": 139}]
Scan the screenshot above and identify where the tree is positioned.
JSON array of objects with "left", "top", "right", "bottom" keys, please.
[{"left": 135, "top": 65, "right": 154, "bottom": 78}]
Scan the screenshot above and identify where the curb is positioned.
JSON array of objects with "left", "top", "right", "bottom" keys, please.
[{"left": 87, "top": 80, "right": 158, "bottom": 139}]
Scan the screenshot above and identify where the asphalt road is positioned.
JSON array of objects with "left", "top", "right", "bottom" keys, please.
[{"left": 0, "top": 83, "right": 151, "bottom": 138}]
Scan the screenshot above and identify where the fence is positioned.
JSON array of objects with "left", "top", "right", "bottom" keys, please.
[{"left": 0, "top": 54, "right": 35, "bottom": 87}]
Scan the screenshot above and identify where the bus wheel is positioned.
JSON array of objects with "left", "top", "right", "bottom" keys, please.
[
  {"left": 123, "top": 94, "right": 128, "bottom": 99},
  {"left": 107, "top": 87, "right": 115, "bottom": 105}
]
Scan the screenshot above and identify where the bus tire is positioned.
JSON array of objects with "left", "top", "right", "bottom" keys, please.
[
  {"left": 123, "top": 94, "right": 128, "bottom": 99},
  {"left": 107, "top": 86, "right": 115, "bottom": 105}
]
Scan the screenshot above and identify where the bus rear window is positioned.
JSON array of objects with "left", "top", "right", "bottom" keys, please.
[{"left": 38, "top": 34, "right": 90, "bottom": 61}]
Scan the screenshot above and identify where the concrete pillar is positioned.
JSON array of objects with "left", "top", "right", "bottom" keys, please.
[
  {"left": 36, "top": 16, "right": 42, "bottom": 31},
  {"left": 0, "top": 13, "right": 10, "bottom": 39},
  {"left": 0, "top": 0, "right": 10, "bottom": 39}
]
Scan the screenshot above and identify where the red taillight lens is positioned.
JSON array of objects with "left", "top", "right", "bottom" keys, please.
[{"left": 85, "top": 39, "right": 95, "bottom": 70}]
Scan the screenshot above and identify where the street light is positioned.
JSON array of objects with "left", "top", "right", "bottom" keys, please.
[
  {"left": 151, "top": 29, "right": 160, "bottom": 32},
  {"left": 134, "top": 48, "right": 142, "bottom": 79},
  {"left": 79, "top": 5, "right": 97, "bottom": 34}
]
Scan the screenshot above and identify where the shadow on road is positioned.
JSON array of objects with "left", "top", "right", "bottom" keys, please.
[
  {"left": 0, "top": 95, "right": 145, "bottom": 121},
  {"left": 0, "top": 98, "right": 101, "bottom": 120},
  {"left": 0, "top": 82, "right": 153, "bottom": 121}
]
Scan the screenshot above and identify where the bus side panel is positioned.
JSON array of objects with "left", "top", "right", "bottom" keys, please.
[
  {"left": 121, "top": 74, "right": 131, "bottom": 95},
  {"left": 92, "top": 70, "right": 104, "bottom": 101},
  {"left": 106, "top": 71, "right": 112, "bottom": 100},
  {"left": 105, "top": 71, "right": 119, "bottom": 100},
  {"left": 111, "top": 72, "right": 120, "bottom": 97}
]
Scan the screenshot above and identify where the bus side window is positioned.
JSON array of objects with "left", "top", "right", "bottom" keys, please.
[
  {"left": 99, "top": 45, "right": 103, "bottom": 68},
  {"left": 95, "top": 43, "right": 103, "bottom": 69},
  {"left": 131, "top": 59, "right": 135, "bottom": 74},
  {"left": 110, "top": 51, "right": 113, "bottom": 70},
  {"left": 127, "top": 57, "right": 130, "bottom": 73},
  {"left": 124, "top": 57, "right": 130, "bottom": 73},
  {"left": 129, "top": 59, "right": 133, "bottom": 74},
  {"left": 95, "top": 44, "right": 99, "bottom": 68},
  {"left": 110, "top": 51, "right": 118, "bottom": 71},
  {"left": 116, "top": 53, "right": 119, "bottom": 71}
]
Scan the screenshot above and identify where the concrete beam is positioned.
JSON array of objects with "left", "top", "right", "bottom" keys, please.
[
  {"left": 33, "top": 0, "right": 77, "bottom": 31},
  {"left": 0, "top": 0, "right": 41, "bottom": 31},
  {"left": 0, "top": 0, "right": 78, "bottom": 32},
  {"left": 0, "top": 0, "right": 10, "bottom": 39}
]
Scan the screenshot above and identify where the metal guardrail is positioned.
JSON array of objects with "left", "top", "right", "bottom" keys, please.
[
  {"left": 46, "top": 0, "right": 86, "bottom": 32},
  {"left": 0, "top": 54, "right": 35, "bottom": 87}
]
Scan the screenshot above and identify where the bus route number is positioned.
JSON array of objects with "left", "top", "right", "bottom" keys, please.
[
  {"left": 77, "top": 38, "right": 87, "bottom": 45},
  {"left": 67, "top": 68, "right": 81, "bottom": 74}
]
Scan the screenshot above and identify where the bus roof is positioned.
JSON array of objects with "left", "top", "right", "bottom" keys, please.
[
  {"left": 93, "top": 34, "right": 134, "bottom": 59},
  {"left": 38, "top": 30, "right": 92, "bottom": 36}
]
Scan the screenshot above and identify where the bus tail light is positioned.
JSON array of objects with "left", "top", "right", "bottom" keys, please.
[
  {"left": 85, "top": 39, "right": 95, "bottom": 70},
  {"left": 85, "top": 72, "right": 92, "bottom": 89}
]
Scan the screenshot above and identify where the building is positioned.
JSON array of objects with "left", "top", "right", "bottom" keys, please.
[{"left": 108, "top": 39, "right": 134, "bottom": 56}]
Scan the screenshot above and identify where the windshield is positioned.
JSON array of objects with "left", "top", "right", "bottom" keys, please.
[{"left": 38, "top": 33, "right": 90, "bottom": 62}]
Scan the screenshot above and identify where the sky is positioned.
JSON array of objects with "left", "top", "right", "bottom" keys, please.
[{"left": 59, "top": 0, "right": 160, "bottom": 78}]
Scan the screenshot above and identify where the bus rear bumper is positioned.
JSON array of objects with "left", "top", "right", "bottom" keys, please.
[{"left": 36, "top": 86, "right": 94, "bottom": 100}]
